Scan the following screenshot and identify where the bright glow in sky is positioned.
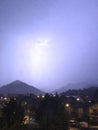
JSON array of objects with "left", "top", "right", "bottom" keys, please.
[
  {"left": 32, "top": 40, "right": 49, "bottom": 68},
  {"left": 0, "top": 0, "right": 98, "bottom": 91}
]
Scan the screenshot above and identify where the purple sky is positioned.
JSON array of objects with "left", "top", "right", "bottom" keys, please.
[{"left": 0, "top": 0, "right": 98, "bottom": 91}]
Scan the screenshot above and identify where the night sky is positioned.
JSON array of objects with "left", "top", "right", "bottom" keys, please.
[{"left": 0, "top": 0, "right": 98, "bottom": 91}]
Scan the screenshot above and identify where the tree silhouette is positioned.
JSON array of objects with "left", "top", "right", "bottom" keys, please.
[
  {"left": 1, "top": 99, "right": 24, "bottom": 129},
  {"left": 36, "top": 93, "right": 65, "bottom": 129}
]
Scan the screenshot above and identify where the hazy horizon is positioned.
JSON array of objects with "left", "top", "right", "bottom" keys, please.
[
  {"left": 0, "top": 0, "right": 98, "bottom": 91},
  {"left": 0, "top": 79, "right": 98, "bottom": 93}
]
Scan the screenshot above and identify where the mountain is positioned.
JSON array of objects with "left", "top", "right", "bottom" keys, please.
[
  {"left": 54, "top": 80, "right": 98, "bottom": 93},
  {"left": 64, "top": 86, "right": 98, "bottom": 97},
  {"left": 0, "top": 80, "right": 44, "bottom": 95}
]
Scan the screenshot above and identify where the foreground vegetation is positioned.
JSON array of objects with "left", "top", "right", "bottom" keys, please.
[{"left": 0, "top": 87, "right": 98, "bottom": 130}]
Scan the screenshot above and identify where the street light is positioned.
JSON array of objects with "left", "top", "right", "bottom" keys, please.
[
  {"left": 65, "top": 103, "right": 70, "bottom": 108},
  {"left": 65, "top": 103, "right": 71, "bottom": 129},
  {"left": 76, "top": 97, "right": 80, "bottom": 101}
]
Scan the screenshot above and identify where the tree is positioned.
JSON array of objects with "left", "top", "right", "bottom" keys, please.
[
  {"left": 36, "top": 93, "right": 65, "bottom": 129},
  {"left": 1, "top": 99, "right": 24, "bottom": 129}
]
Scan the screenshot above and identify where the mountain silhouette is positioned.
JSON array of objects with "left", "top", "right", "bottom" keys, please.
[
  {"left": 0, "top": 80, "right": 44, "bottom": 95},
  {"left": 54, "top": 80, "right": 98, "bottom": 93}
]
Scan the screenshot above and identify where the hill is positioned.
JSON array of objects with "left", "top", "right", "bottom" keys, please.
[
  {"left": 0, "top": 80, "right": 44, "bottom": 95},
  {"left": 54, "top": 81, "right": 98, "bottom": 93},
  {"left": 63, "top": 86, "right": 98, "bottom": 97}
]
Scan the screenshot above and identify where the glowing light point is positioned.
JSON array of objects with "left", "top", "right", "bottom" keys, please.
[{"left": 65, "top": 103, "right": 70, "bottom": 107}]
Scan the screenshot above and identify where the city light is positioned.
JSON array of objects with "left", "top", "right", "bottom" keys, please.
[{"left": 65, "top": 103, "right": 70, "bottom": 107}]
